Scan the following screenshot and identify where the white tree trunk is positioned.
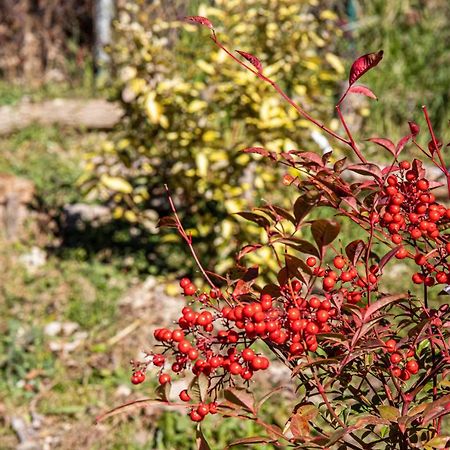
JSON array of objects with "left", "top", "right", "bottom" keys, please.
[{"left": 94, "top": 0, "right": 115, "bottom": 69}]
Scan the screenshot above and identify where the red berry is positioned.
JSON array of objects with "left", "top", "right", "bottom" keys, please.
[
  {"left": 417, "top": 179, "right": 429, "bottom": 191},
  {"left": 184, "top": 284, "right": 196, "bottom": 296},
  {"left": 178, "top": 340, "right": 192, "bottom": 354},
  {"left": 316, "top": 309, "right": 329, "bottom": 323},
  {"left": 179, "top": 389, "right": 191, "bottom": 402},
  {"left": 323, "top": 277, "right": 335, "bottom": 290},
  {"left": 131, "top": 370, "right": 145, "bottom": 385},
  {"left": 159, "top": 373, "right": 171, "bottom": 384},
  {"left": 189, "top": 410, "right": 203, "bottom": 422},
  {"left": 287, "top": 307, "right": 301, "bottom": 320},
  {"left": 153, "top": 354, "right": 165, "bottom": 366},
  {"left": 306, "top": 257, "right": 317, "bottom": 267},
  {"left": 180, "top": 278, "right": 191, "bottom": 288},
  {"left": 260, "top": 294, "right": 273, "bottom": 311},
  {"left": 385, "top": 339, "right": 397, "bottom": 353},
  {"left": 390, "top": 353, "right": 402, "bottom": 365},
  {"left": 309, "top": 297, "right": 321, "bottom": 309},
  {"left": 229, "top": 362, "right": 243, "bottom": 375},
  {"left": 197, "top": 403, "right": 210, "bottom": 417},
  {"left": 406, "top": 360, "right": 419, "bottom": 374},
  {"left": 305, "top": 321, "right": 319, "bottom": 335},
  {"left": 242, "top": 348, "right": 255, "bottom": 361},
  {"left": 333, "top": 256, "right": 345, "bottom": 269},
  {"left": 171, "top": 329, "right": 185, "bottom": 342}
]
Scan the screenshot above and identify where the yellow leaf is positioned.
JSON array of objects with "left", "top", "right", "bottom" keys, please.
[
  {"left": 325, "top": 53, "right": 345, "bottom": 74},
  {"left": 101, "top": 175, "right": 133, "bottom": 194},
  {"left": 202, "top": 130, "right": 219, "bottom": 142}
]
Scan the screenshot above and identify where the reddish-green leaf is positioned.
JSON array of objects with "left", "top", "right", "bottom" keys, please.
[
  {"left": 224, "top": 388, "right": 256, "bottom": 414},
  {"left": 96, "top": 398, "right": 170, "bottom": 423},
  {"left": 378, "top": 406, "right": 399, "bottom": 422},
  {"left": 184, "top": 16, "right": 214, "bottom": 29},
  {"left": 157, "top": 216, "right": 178, "bottom": 228},
  {"left": 311, "top": 219, "right": 340, "bottom": 248},
  {"left": 345, "top": 240, "right": 366, "bottom": 265},
  {"left": 242, "top": 146, "right": 269, "bottom": 157},
  {"left": 345, "top": 163, "right": 382, "bottom": 180},
  {"left": 348, "top": 84, "right": 377, "bottom": 100},
  {"left": 197, "top": 427, "right": 212, "bottom": 450},
  {"left": 237, "top": 244, "right": 262, "bottom": 261},
  {"left": 363, "top": 294, "right": 407, "bottom": 322},
  {"left": 396, "top": 134, "right": 412, "bottom": 155},
  {"left": 349, "top": 51, "right": 383, "bottom": 86},
  {"left": 226, "top": 437, "right": 272, "bottom": 448},
  {"left": 236, "top": 50, "right": 263, "bottom": 73},
  {"left": 367, "top": 137, "right": 396, "bottom": 155},
  {"left": 236, "top": 211, "right": 270, "bottom": 228}
]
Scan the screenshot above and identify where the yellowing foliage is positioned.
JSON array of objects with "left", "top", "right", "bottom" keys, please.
[{"left": 85, "top": 0, "right": 344, "bottom": 273}]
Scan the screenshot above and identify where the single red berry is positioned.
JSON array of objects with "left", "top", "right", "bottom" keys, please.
[
  {"left": 385, "top": 339, "right": 397, "bottom": 353},
  {"left": 417, "top": 179, "right": 429, "bottom": 191},
  {"left": 305, "top": 321, "right": 319, "bottom": 335},
  {"left": 309, "top": 297, "right": 321, "bottom": 309},
  {"left": 287, "top": 307, "right": 301, "bottom": 320},
  {"left": 171, "top": 329, "right": 185, "bottom": 342},
  {"left": 189, "top": 410, "right": 203, "bottom": 422},
  {"left": 209, "top": 402, "right": 218, "bottom": 414},
  {"left": 184, "top": 283, "right": 196, "bottom": 296},
  {"left": 153, "top": 354, "right": 165, "bottom": 366},
  {"left": 180, "top": 277, "right": 191, "bottom": 288},
  {"left": 323, "top": 277, "right": 335, "bottom": 290},
  {"left": 390, "top": 352, "right": 403, "bottom": 365},
  {"left": 400, "top": 369, "right": 411, "bottom": 381},
  {"left": 392, "top": 366, "right": 402, "bottom": 377},
  {"left": 306, "top": 257, "right": 317, "bottom": 267},
  {"left": 316, "top": 309, "right": 329, "bottom": 323},
  {"left": 406, "top": 360, "right": 419, "bottom": 374},
  {"left": 188, "top": 348, "right": 199, "bottom": 360},
  {"left": 260, "top": 294, "right": 273, "bottom": 311},
  {"left": 179, "top": 389, "right": 191, "bottom": 402},
  {"left": 158, "top": 373, "right": 171, "bottom": 385},
  {"left": 399, "top": 160, "right": 411, "bottom": 170},
  {"left": 229, "top": 362, "right": 243, "bottom": 375},
  {"left": 242, "top": 348, "right": 255, "bottom": 361},
  {"left": 333, "top": 256, "right": 345, "bottom": 269},
  {"left": 197, "top": 403, "right": 210, "bottom": 417},
  {"left": 131, "top": 370, "right": 145, "bottom": 385}
]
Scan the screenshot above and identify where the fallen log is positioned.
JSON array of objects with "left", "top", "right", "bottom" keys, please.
[{"left": 0, "top": 98, "right": 122, "bottom": 134}]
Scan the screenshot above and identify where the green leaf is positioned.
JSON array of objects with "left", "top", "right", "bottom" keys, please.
[
  {"left": 424, "top": 436, "right": 450, "bottom": 449},
  {"left": 378, "top": 405, "right": 399, "bottom": 422}
]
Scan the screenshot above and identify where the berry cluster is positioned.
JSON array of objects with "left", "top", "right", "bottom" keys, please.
[
  {"left": 377, "top": 160, "right": 450, "bottom": 286},
  {"left": 384, "top": 338, "right": 419, "bottom": 381},
  {"left": 130, "top": 274, "right": 344, "bottom": 421},
  {"left": 306, "top": 256, "right": 379, "bottom": 305}
]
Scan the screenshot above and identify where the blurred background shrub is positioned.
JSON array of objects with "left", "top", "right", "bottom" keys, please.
[
  {"left": 83, "top": 0, "right": 345, "bottom": 274},
  {"left": 340, "top": 0, "right": 449, "bottom": 140}
]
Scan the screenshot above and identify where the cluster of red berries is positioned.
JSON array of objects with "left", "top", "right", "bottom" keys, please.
[
  {"left": 306, "top": 256, "right": 379, "bottom": 305},
  {"left": 178, "top": 390, "right": 218, "bottom": 422},
  {"left": 375, "top": 160, "right": 450, "bottom": 286},
  {"left": 384, "top": 338, "right": 419, "bottom": 381},
  {"left": 130, "top": 274, "right": 346, "bottom": 421}
]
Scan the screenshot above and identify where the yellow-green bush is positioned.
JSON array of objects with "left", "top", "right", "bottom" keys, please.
[{"left": 84, "top": 0, "right": 344, "bottom": 273}]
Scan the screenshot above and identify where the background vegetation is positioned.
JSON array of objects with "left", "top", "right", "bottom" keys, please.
[{"left": 0, "top": 0, "right": 448, "bottom": 448}]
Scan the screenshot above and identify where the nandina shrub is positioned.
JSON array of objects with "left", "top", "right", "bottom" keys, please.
[{"left": 98, "top": 17, "right": 450, "bottom": 450}]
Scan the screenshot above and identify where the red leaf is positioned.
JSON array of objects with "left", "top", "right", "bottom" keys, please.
[
  {"left": 242, "top": 146, "right": 269, "bottom": 157},
  {"left": 346, "top": 163, "right": 383, "bottom": 180},
  {"left": 236, "top": 50, "right": 263, "bottom": 73},
  {"left": 408, "top": 121, "right": 420, "bottom": 137},
  {"left": 96, "top": 398, "right": 171, "bottom": 423},
  {"left": 367, "top": 137, "right": 396, "bottom": 155},
  {"left": 349, "top": 51, "right": 384, "bottom": 86},
  {"left": 184, "top": 16, "right": 214, "bottom": 29},
  {"left": 348, "top": 84, "right": 377, "bottom": 100},
  {"left": 362, "top": 294, "right": 407, "bottom": 322},
  {"left": 237, "top": 244, "right": 262, "bottom": 261},
  {"left": 396, "top": 134, "right": 412, "bottom": 156}
]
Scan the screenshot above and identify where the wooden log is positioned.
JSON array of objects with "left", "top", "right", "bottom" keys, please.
[{"left": 0, "top": 98, "right": 123, "bottom": 135}]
